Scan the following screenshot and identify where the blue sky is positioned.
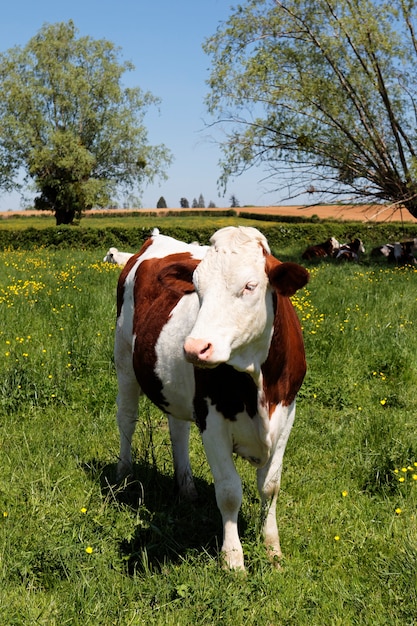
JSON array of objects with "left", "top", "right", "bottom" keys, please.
[{"left": 0, "top": 0, "right": 283, "bottom": 210}]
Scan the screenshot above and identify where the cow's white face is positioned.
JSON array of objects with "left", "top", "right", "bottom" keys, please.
[
  {"left": 183, "top": 227, "right": 275, "bottom": 374},
  {"left": 330, "top": 237, "right": 340, "bottom": 251}
]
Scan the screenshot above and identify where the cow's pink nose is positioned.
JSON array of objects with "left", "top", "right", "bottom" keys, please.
[{"left": 183, "top": 337, "right": 213, "bottom": 362}]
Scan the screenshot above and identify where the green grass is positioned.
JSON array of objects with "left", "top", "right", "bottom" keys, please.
[
  {"left": 1, "top": 245, "right": 417, "bottom": 624},
  {"left": 0, "top": 212, "right": 274, "bottom": 231}
]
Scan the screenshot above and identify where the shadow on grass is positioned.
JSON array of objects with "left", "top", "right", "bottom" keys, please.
[{"left": 82, "top": 458, "right": 239, "bottom": 574}]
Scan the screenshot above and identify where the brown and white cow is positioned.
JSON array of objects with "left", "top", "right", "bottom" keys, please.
[
  {"left": 301, "top": 237, "right": 340, "bottom": 260},
  {"left": 335, "top": 238, "right": 365, "bottom": 262},
  {"left": 114, "top": 226, "right": 309, "bottom": 570}
]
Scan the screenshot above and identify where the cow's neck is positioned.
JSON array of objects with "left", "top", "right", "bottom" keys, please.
[{"left": 227, "top": 327, "right": 274, "bottom": 381}]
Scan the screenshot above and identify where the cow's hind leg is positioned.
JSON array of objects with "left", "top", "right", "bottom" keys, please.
[
  {"left": 115, "top": 350, "right": 141, "bottom": 482},
  {"left": 256, "top": 403, "right": 296, "bottom": 566},
  {"left": 168, "top": 416, "right": 197, "bottom": 500},
  {"left": 257, "top": 463, "right": 282, "bottom": 566}
]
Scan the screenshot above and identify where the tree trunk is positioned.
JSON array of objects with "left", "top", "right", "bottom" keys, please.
[
  {"left": 55, "top": 207, "right": 75, "bottom": 225},
  {"left": 401, "top": 196, "right": 417, "bottom": 219}
]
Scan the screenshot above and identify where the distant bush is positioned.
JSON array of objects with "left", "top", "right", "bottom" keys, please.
[{"left": 1, "top": 219, "right": 416, "bottom": 250}]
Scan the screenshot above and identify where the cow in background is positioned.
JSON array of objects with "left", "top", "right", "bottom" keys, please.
[
  {"left": 114, "top": 226, "right": 309, "bottom": 570},
  {"left": 301, "top": 237, "right": 340, "bottom": 260},
  {"left": 371, "top": 243, "right": 395, "bottom": 259},
  {"left": 335, "top": 238, "right": 365, "bottom": 262},
  {"left": 371, "top": 239, "right": 417, "bottom": 264},
  {"left": 103, "top": 247, "right": 134, "bottom": 266}
]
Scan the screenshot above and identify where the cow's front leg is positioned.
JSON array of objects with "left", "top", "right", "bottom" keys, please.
[
  {"left": 201, "top": 414, "right": 244, "bottom": 570},
  {"left": 168, "top": 415, "right": 197, "bottom": 500}
]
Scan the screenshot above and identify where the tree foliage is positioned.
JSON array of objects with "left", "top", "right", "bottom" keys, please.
[
  {"left": 204, "top": 0, "right": 417, "bottom": 217},
  {"left": 0, "top": 21, "right": 172, "bottom": 224}
]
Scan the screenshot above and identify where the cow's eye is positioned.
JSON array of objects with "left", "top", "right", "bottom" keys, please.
[{"left": 243, "top": 282, "right": 257, "bottom": 294}]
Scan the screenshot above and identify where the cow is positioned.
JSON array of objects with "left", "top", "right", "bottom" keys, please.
[
  {"left": 371, "top": 239, "right": 417, "bottom": 265},
  {"left": 103, "top": 247, "right": 134, "bottom": 266},
  {"left": 400, "top": 239, "right": 417, "bottom": 264},
  {"left": 301, "top": 236, "right": 340, "bottom": 260},
  {"left": 371, "top": 243, "right": 395, "bottom": 259},
  {"left": 335, "top": 238, "right": 365, "bottom": 262},
  {"left": 114, "top": 226, "right": 309, "bottom": 570}
]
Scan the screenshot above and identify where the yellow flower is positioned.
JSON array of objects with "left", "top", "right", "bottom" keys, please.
[
  {"left": 80, "top": 507, "right": 87, "bottom": 514},
  {"left": 342, "top": 490, "right": 348, "bottom": 497},
  {"left": 395, "top": 508, "right": 402, "bottom": 515},
  {"left": 85, "top": 546, "right": 93, "bottom": 554},
  {"left": 334, "top": 535, "right": 340, "bottom": 541},
  {"left": 399, "top": 477, "right": 405, "bottom": 482},
  {"left": 380, "top": 398, "right": 387, "bottom": 406},
  {"left": 3, "top": 511, "right": 8, "bottom": 518}
]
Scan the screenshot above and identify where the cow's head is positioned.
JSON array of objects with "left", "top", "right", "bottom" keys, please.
[
  {"left": 103, "top": 247, "right": 117, "bottom": 263},
  {"left": 329, "top": 237, "right": 340, "bottom": 252},
  {"left": 183, "top": 226, "right": 308, "bottom": 375}
]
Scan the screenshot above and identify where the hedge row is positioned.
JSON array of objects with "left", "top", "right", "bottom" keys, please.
[{"left": 1, "top": 219, "right": 417, "bottom": 251}]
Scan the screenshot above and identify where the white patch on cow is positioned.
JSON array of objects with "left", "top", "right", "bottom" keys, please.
[
  {"left": 148, "top": 230, "right": 209, "bottom": 260},
  {"left": 154, "top": 294, "right": 199, "bottom": 420}
]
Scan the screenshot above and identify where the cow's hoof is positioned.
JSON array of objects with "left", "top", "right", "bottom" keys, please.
[
  {"left": 221, "top": 550, "right": 246, "bottom": 573},
  {"left": 116, "top": 461, "right": 133, "bottom": 484},
  {"left": 266, "top": 546, "right": 283, "bottom": 569}
]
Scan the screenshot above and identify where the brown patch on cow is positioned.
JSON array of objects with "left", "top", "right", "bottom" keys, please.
[
  {"left": 116, "top": 238, "right": 153, "bottom": 317},
  {"left": 262, "top": 291, "right": 307, "bottom": 414},
  {"left": 130, "top": 253, "right": 200, "bottom": 408},
  {"left": 194, "top": 365, "right": 258, "bottom": 432},
  {"left": 157, "top": 261, "right": 196, "bottom": 296},
  {"left": 260, "top": 254, "right": 308, "bottom": 413}
]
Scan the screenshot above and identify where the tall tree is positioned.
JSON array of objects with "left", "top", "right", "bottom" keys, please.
[
  {"left": 229, "top": 194, "right": 240, "bottom": 208},
  {"left": 180, "top": 197, "right": 190, "bottom": 208},
  {"left": 0, "top": 21, "right": 172, "bottom": 224},
  {"left": 204, "top": 0, "right": 417, "bottom": 218},
  {"left": 197, "top": 193, "right": 205, "bottom": 208}
]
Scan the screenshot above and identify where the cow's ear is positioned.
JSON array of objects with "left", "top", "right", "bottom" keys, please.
[
  {"left": 158, "top": 260, "right": 197, "bottom": 295},
  {"left": 267, "top": 259, "right": 309, "bottom": 296}
]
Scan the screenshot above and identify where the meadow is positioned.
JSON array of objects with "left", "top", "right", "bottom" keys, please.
[{"left": 1, "top": 236, "right": 417, "bottom": 625}]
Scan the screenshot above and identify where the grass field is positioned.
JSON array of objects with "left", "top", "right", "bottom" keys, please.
[
  {"left": 1, "top": 241, "right": 417, "bottom": 625},
  {"left": 0, "top": 211, "right": 273, "bottom": 232}
]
